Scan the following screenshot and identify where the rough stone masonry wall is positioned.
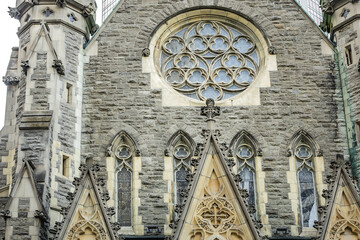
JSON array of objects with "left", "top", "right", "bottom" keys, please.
[
  {"left": 52, "top": 28, "right": 83, "bottom": 210},
  {"left": 30, "top": 53, "right": 51, "bottom": 111},
  {"left": 82, "top": 0, "right": 344, "bottom": 233}
]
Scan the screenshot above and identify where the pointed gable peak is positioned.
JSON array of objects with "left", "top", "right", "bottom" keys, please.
[
  {"left": 53, "top": 163, "right": 121, "bottom": 240},
  {"left": 4, "top": 159, "right": 47, "bottom": 221},
  {"left": 171, "top": 125, "right": 263, "bottom": 240},
  {"left": 315, "top": 155, "right": 360, "bottom": 240}
]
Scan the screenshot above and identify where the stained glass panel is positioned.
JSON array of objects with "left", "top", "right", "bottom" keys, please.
[
  {"left": 175, "top": 166, "right": 189, "bottom": 204},
  {"left": 298, "top": 167, "right": 317, "bottom": 227},
  {"left": 117, "top": 167, "right": 132, "bottom": 226},
  {"left": 240, "top": 166, "right": 256, "bottom": 207}
]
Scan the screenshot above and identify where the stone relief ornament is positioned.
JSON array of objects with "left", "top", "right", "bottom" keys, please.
[
  {"left": 327, "top": 190, "right": 360, "bottom": 239},
  {"left": 158, "top": 20, "right": 260, "bottom": 101},
  {"left": 189, "top": 171, "right": 245, "bottom": 240}
]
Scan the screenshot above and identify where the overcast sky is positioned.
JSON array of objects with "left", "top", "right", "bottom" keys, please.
[{"left": 0, "top": 1, "right": 103, "bottom": 129}]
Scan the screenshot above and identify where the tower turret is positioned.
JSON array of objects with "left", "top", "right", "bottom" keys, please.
[{"left": 0, "top": 0, "right": 98, "bottom": 239}]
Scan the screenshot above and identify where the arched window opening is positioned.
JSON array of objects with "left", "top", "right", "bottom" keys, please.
[
  {"left": 233, "top": 134, "right": 257, "bottom": 209},
  {"left": 109, "top": 132, "right": 139, "bottom": 227},
  {"left": 166, "top": 131, "right": 195, "bottom": 206},
  {"left": 294, "top": 139, "right": 318, "bottom": 228},
  {"left": 173, "top": 139, "right": 192, "bottom": 205}
]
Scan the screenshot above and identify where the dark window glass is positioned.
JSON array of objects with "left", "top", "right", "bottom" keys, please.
[
  {"left": 298, "top": 167, "right": 317, "bottom": 227},
  {"left": 240, "top": 166, "right": 256, "bottom": 207},
  {"left": 175, "top": 166, "right": 189, "bottom": 204},
  {"left": 117, "top": 167, "right": 132, "bottom": 226}
]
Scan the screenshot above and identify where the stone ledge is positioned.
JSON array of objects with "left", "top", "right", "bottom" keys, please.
[{"left": 19, "top": 111, "right": 53, "bottom": 130}]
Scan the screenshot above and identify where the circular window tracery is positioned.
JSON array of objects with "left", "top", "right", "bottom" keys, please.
[{"left": 158, "top": 20, "right": 260, "bottom": 101}]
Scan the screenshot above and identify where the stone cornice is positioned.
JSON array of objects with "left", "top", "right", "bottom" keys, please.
[{"left": 332, "top": 14, "right": 360, "bottom": 36}]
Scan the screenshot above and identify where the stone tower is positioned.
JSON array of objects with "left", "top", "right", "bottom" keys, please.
[
  {"left": 0, "top": 0, "right": 98, "bottom": 239},
  {"left": 320, "top": 0, "right": 360, "bottom": 179}
]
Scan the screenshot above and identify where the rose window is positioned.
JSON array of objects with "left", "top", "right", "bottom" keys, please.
[{"left": 159, "top": 21, "right": 260, "bottom": 101}]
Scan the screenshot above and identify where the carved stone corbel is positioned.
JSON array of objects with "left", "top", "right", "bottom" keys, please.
[
  {"left": 2, "top": 76, "right": 20, "bottom": 86},
  {"left": 21, "top": 60, "right": 30, "bottom": 75},
  {"left": 52, "top": 60, "right": 65, "bottom": 75}
]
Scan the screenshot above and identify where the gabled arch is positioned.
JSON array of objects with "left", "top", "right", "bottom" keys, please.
[
  {"left": 166, "top": 130, "right": 196, "bottom": 206},
  {"left": 287, "top": 129, "right": 323, "bottom": 230},
  {"left": 165, "top": 130, "right": 196, "bottom": 156},
  {"left": 105, "top": 130, "right": 142, "bottom": 230},
  {"left": 229, "top": 130, "right": 262, "bottom": 157},
  {"left": 288, "top": 129, "right": 321, "bottom": 157},
  {"left": 107, "top": 130, "right": 140, "bottom": 158}
]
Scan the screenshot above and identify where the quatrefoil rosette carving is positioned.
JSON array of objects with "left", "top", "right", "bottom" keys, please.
[
  {"left": 159, "top": 20, "right": 260, "bottom": 101},
  {"left": 195, "top": 197, "right": 236, "bottom": 234}
]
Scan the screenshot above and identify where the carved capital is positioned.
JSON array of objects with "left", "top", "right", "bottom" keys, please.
[
  {"left": 135, "top": 149, "right": 141, "bottom": 157},
  {"left": 52, "top": 60, "right": 65, "bottom": 75},
  {"left": 142, "top": 48, "right": 150, "bottom": 57},
  {"left": 268, "top": 46, "right": 276, "bottom": 55},
  {"left": 3, "top": 76, "right": 20, "bottom": 86}
]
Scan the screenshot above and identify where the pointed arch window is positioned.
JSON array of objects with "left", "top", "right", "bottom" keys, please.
[
  {"left": 166, "top": 131, "right": 195, "bottom": 206},
  {"left": 293, "top": 138, "right": 318, "bottom": 228},
  {"left": 232, "top": 134, "right": 257, "bottom": 208},
  {"left": 115, "top": 144, "right": 133, "bottom": 226},
  {"left": 108, "top": 131, "right": 140, "bottom": 227},
  {"left": 173, "top": 143, "right": 192, "bottom": 205}
]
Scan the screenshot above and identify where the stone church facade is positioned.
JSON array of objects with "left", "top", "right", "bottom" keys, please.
[{"left": 0, "top": 0, "right": 360, "bottom": 239}]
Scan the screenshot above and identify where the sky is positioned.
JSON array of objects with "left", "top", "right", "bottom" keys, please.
[{"left": 0, "top": 1, "right": 103, "bottom": 129}]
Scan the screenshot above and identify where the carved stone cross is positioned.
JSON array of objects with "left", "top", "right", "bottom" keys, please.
[{"left": 201, "top": 203, "right": 230, "bottom": 228}]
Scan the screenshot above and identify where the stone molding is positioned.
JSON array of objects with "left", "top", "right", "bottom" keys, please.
[{"left": 19, "top": 111, "right": 53, "bottom": 130}]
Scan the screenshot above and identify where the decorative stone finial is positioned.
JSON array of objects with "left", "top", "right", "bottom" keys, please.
[{"left": 201, "top": 99, "right": 220, "bottom": 130}]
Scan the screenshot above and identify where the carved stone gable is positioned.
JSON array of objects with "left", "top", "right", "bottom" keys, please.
[
  {"left": 323, "top": 178, "right": 360, "bottom": 240},
  {"left": 173, "top": 134, "right": 261, "bottom": 240},
  {"left": 316, "top": 156, "right": 360, "bottom": 240},
  {"left": 55, "top": 165, "right": 118, "bottom": 240}
]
